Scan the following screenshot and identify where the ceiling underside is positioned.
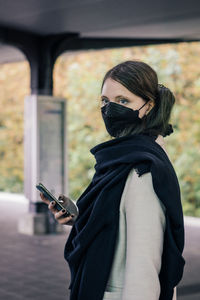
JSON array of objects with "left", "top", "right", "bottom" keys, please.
[{"left": 0, "top": 0, "right": 200, "bottom": 63}]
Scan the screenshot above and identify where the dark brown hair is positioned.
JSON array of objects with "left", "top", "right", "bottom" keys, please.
[{"left": 100, "top": 60, "right": 175, "bottom": 138}]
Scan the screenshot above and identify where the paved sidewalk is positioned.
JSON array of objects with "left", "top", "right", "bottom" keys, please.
[
  {"left": 0, "top": 196, "right": 71, "bottom": 300},
  {"left": 1, "top": 193, "right": 200, "bottom": 300}
]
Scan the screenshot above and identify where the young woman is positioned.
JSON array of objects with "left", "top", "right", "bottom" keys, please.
[{"left": 40, "top": 60, "right": 185, "bottom": 300}]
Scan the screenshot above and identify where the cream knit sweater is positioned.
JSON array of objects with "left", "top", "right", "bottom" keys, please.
[{"left": 102, "top": 136, "right": 177, "bottom": 300}]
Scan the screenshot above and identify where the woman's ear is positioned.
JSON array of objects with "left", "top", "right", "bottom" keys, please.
[{"left": 145, "top": 100, "right": 155, "bottom": 115}]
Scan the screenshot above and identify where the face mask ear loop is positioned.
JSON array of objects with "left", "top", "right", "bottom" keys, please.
[{"left": 138, "top": 99, "right": 149, "bottom": 111}]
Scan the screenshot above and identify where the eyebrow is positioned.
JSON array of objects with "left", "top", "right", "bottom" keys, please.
[{"left": 101, "top": 95, "right": 131, "bottom": 100}]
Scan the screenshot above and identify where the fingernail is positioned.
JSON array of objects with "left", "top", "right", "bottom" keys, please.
[{"left": 62, "top": 209, "right": 66, "bottom": 213}]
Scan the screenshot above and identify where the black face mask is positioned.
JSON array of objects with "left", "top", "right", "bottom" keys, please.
[{"left": 101, "top": 101, "right": 149, "bottom": 137}]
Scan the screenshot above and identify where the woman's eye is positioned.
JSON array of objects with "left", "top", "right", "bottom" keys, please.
[
  {"left": 119, "top": 99, "right": 128, "bottom": 104},
  {"left": 101, "top": 98, "right": 109, "bottom": 104},
  {"left": 101, "top": 98, "right": 129, "bottom": 105}
]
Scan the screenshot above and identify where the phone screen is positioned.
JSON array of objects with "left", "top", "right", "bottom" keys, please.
[{"left": 36, "top": 183, "right": 71, "bottom": 216}]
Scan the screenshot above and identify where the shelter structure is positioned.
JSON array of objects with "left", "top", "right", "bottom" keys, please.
[{"left": 0, "top": 0, "right": 199, "bottom": 234}]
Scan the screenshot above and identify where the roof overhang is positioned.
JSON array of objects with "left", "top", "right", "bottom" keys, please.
[{"left": 0, "top": 0, "right": 200, "bottom": 63}]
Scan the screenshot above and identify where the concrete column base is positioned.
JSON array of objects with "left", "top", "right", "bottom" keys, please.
[{"left": 18, "top": 212, "right": 65, "bottom": 235}]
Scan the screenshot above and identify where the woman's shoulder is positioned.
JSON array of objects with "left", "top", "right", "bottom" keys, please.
[
  {"left": 126, "top": 167, "right": 154, "bottom": 187},
  {"left": 155, "top": 134, "right": 169, "bottom": 156},
  {"left": 122, "top": 168, "right": 166, "bottom": 227}
]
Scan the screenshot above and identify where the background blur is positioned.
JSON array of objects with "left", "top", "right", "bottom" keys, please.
[{"left": 1, "top": 41, "right": 200, "bottom": 217}]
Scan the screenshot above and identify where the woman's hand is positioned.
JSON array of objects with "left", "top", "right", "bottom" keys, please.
[{"left": 40, "top": 192, "right": 75, "bottom": 226}]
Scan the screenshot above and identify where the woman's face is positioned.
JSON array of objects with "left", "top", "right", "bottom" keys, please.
[{"left": 101, "top": 78, "right": 154, "bottom": 118}]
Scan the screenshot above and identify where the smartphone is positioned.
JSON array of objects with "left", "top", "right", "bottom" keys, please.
[{"left": 36, "top": 182, "right": 71, "bottom": 217}]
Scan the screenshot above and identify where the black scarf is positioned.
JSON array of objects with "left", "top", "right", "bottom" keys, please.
[{"left": 64, "top": 133, "right": 185, "bottom": 300}]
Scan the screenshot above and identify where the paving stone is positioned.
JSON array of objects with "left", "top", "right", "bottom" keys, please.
[{"left": 1, "top": 198, "right": 200, "bottom": 299}]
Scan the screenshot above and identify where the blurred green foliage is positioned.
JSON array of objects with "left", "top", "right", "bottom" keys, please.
[{"left": 0, "top": 42, "right": 200, "bottom": 217}]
